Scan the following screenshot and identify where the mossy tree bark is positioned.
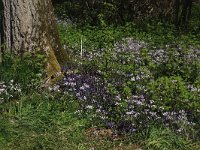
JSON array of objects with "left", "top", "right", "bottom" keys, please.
[
  {"left": 1, "top": 0, "right": 68, "bottom": 79},
  {"left": 0, "top": 0, "right": 3, "bottom": 62}
]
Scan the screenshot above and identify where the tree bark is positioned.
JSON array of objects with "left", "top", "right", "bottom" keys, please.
[
  {"left": 1, "top": 0, "right": 69, "bottom": 79},
  {"left": 0, "top": 0, "right": 3, "bottom": 62}
]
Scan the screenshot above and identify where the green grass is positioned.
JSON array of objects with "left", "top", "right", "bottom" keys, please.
[
  {"left": 0, "top": 92, "right": 141, "bottom": 150},
  {"left": 144, "top": 127, "right": 200, "bottom": 150},
  {"left": 1, "top": 15, "right": 200, "bottom": 149},
  {"left": 1, "top": 93, "right": 199, "bottom": 150},
  {"left": 0, "top": 93, "right": 88, "bottom": 149},
  {"left": 1, "top": 55, "right": 199, "bottom": 150}
]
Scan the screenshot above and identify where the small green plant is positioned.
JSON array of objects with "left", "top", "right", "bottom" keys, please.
[
  {"left": 147, "top": 76, "right": 189, "bottom": 111},
  {"left": 145, "top": 127, "right": 200, "bottom": 150},
  {"left": 0, "top": 53, "right": 46, "bottom": 93}
]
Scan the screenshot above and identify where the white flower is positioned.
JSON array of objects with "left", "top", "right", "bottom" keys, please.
[
  {"left": 0, "top": 88, "right": 5, "bottom": 92},
  {"left": 76, "top": 93, "right": 80, "bottom": 97},
  {"left": 131, "top": 77, "right": 136, "bottom": 81},
  {"left": 83, "top": 83, "right": 90, "bottom": 88},
  {"left": 126, "top": 110, "right": 135, "bottom": 115},
  {"left": 80, "top": 86, "right": 85, "bottom": 90},
  {"left": 86, "top": 105, "right": 93, "bottom": 109}
]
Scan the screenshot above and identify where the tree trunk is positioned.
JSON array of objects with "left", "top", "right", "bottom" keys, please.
[
  {"left": 0, "top": 0, "right": 3, "bottom": 62},
  {"left": 175, "top": 0, "right": 193, "bottom": 27},
  {"left": 1, "top": 0, "right": 69, "bottom": 79}
]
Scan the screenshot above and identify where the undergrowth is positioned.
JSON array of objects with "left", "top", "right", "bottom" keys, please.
[{"left": 0, "top": 20, "right": 200, "bottom": 149}]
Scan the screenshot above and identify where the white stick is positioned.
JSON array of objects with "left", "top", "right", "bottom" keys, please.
[{"left": 81, "top": 36, "right": 83, "bottom": 58}]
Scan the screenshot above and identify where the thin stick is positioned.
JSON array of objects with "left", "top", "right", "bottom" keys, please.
[{"left": 81, "top": 35, "right": 83, "bottom": 58}]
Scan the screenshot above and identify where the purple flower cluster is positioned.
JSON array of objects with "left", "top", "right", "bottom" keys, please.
[
  {"left": 51, "top": 37, "right": 200, "bottom": 134},
  {"left": 149, "top": 48, "right": 168, "bottom": 64},
  {"left": 51, "top": 71, "right": 196, "bottom": 134}
]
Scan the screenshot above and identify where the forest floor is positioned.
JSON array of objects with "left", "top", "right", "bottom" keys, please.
[
  {"left": 1, "top": 18, "right": 200, "bottom": 149},
  {"left": 0, "top": 92, "right": 143, "bottom": 149}
]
